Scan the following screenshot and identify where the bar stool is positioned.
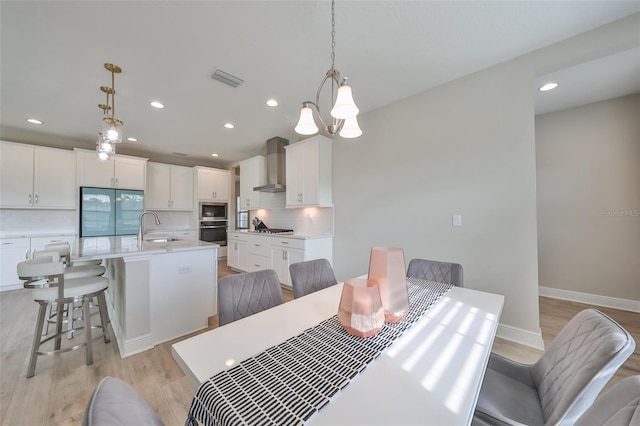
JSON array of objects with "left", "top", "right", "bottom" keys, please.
[
  {"left": 33, "top": 249, "right": 107, "bottom": 337},
  {"left": 17, "top": 255, "right": 111, "bottom": 378}
]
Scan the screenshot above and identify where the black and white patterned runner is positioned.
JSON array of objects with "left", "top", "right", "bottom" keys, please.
[{"left": 187, "top": 278, "right": 452, "bottom": 426}]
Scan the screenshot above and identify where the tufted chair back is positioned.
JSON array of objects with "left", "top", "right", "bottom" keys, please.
[
  {"left": 531, "top": 309, "right": 636, "bottom": 425},
  {"left": 289, "top": 258, "right": 338, "bottom": 299},
  {"left": 406, "top": 258, "right": 463, "bottom": 287},
  {"left": 218, "top": 269, "right": 285, "bottom": 326},
  {"left": 575, "top": 375, "right": 640, "bottom": 426}
]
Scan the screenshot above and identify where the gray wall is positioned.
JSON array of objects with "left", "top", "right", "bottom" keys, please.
[
  {"left": 536, "top": 94, "right": 640, "bottom": 301},
  {"left": 331, "top": 14, "right": 640, "bottom": 341}
]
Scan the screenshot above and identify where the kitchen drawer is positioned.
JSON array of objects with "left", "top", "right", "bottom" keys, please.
[
  {"left": 228, "top": 233, "right": 248, "bottom": 242},
  {"left": 270, "top": 237, "right": 305, "bottom": 250},
  {"left": 246, "top": 235, "right": 270, "bottom": 257},
  {"left": 247, "top": 254, "right": 270, "bottom": 272}
]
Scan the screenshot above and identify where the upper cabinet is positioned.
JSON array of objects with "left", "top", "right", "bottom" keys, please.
[
  {"left": 239, "top": 156, "right": 270, "bottom": 209},
  {"left": 195, "top": 167, "right": 230, "bottom": 202},
  {"left": 0, "top": 141, "right": 76, "bottom": 209},
  {"left": 146, "top": 162, "right": 194, "bottom": 210},
  {"left": 76, "top": 149, "right": 147, "bottom": 190},
  {"left": 285, "top": 135, "right": 332, "bottom": 208}
]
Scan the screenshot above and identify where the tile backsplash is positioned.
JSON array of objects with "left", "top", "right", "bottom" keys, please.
[
  {"left": 249, "top": 193, "right": 333, "bottom": 235},
  {"left": 0, "top": 209, "right": 77, "bottom": 236}
]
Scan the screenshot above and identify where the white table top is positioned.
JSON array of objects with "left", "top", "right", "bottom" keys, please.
[{"left": 171, "top": 282, "right": 504, "bottom": 426}]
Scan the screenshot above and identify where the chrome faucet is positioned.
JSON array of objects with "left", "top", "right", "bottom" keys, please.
[{"left": 137, "top": 210, "right": 161, "bottom": 244}]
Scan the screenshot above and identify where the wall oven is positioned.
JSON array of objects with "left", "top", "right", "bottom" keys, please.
[{"left": 199, "top": 202, "right": 227, "bottom": 246}]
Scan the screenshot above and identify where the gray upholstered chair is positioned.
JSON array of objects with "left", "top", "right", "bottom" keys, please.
[
  {"left": 289, "top": 258, "right": 338, "bottom": 299},
  {"left": 218, "top": 269, "right": 285, "bottom": 326},
  {"left": 575, "top": 375, "right": 640, "bottom": 426},
  {"left": 82, "top": 376, "right": 164, "bottom": 426},
  {"left": 474, "top": 309, "right": 636, "bottom": 426},
  {"left": 406, "top": 258, "right": 463, "bottom": 287}
]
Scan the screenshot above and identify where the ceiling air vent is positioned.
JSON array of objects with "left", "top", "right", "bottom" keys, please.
[{"left": 211, "top": 69, "right": 244, "bottom": 88}]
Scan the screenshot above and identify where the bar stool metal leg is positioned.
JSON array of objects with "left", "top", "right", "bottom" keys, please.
[
  {"left": 83, "top": 296, "right": 93, "bottom": 365},
  {"left": 27, "top": 302, "right": 47, "bottom": 378},
  {"left": 96, "top": 292, "right": 111, "bottom": 344}
]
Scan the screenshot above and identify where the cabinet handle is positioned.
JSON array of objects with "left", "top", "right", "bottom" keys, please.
[
  {"left": 2, "top": 242, "right": 14, "bottom": 245},
  {"left": 115, "top": 177, "right": 119, "bottom": 186},
  {"left": 28, "top": 194, "right": 32, "bottom": 204},
  {"left": 254, "top": 264, "right": 260, "bottom": 267},
  {"left": 25, "top": 249, "right": 29, "bottom": 259},
  {"left": 281, "top": 241, "right": 288, "bottom": 244},
  {"left": 111, "top": 177, "right": 114, "bottom": 185},
  {"left": 35, "top": 194, "right": 38, "bottom": 204},
  {"left": 255, "top": 244, "right": 261, "bottom": 247}
]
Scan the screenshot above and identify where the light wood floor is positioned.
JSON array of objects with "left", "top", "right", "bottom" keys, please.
[{"left": 1, "top": 262, "right": 638, "bottom": 425}]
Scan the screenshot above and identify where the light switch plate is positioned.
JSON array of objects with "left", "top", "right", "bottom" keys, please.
[{"left": 452, "top": 214, "right": 462, "bottom": 227}]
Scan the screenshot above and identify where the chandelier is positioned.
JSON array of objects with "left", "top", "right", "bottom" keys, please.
[
  {"left": 96, "top": 63, "right": 123, "bottom": 160},
  {"left": 294, "top": 0, "right": 362, "bottom": 138}
]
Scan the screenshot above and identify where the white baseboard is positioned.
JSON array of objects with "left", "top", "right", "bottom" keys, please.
[
  {"left": 496, "top": 324, "right": 545, "bottom": 350},
  {"left": 539, "top": 286, "right": 640, "bottom": 313}
]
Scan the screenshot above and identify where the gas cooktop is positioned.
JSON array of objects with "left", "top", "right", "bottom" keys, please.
[{"left": 251, "top": 228, "right": 294, "bottom": 234}]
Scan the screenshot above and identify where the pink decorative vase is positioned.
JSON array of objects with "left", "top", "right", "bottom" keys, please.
[
  {"left": 367, "top": 246, "right": 410, "bottom": 323},
  {"left": 337, "top": 278, "right": 385, "bottom": 338}
]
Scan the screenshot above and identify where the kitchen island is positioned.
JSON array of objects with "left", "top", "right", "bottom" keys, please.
[{"left": 73, "top": 236, "right": 218, "bottom": 358}]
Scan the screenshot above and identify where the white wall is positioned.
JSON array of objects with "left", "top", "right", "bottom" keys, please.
[
  {"left": 333, "top": 58, "right": 541, "bottom": 340},
  {"left": 536, "top": 94, "right": 640, "bottom": 301},
  {"left": 332, "top": 13, "right": 640, "bottom": 345}
]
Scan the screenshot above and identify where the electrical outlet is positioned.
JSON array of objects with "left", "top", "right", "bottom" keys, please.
[
  {"left": 452, "top": 214, "right": 462, "bottom": 227},
  {"left": 178, "top": 266, "right": 192, "bottom": 274}
]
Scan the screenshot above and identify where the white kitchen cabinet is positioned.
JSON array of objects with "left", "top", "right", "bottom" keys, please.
[
  {"left": 0, "top": 234, "right": 76, "bottom": 291},
  {"left": 0, "top": 238, "right": 31, "bottom": 290},
  {"left": 239, "top": 156, "right": 270, "bottom": 209},
  {"left": 270, "top": 240, "right": 304, "bottom": 287},
  {"left": 246, "top": 233, "right": 270, "bottom": 272},
  {"left": 285, "top": 135, "right": 332, "bottom": 208},
  {"left": 195, "top": 167, "right": 230, "bottom": 202},
  {"left": 0, "top": 141, "right": 76, "bottom": 209},
  {"left": 146, "top": 162, "right": 194, "bottom": 210},
  {"left": 76, "top": 149, "right": 147, "bottom": 190},
  {"left": 227, "top": 232, "right": 248, "bottom": 271}
]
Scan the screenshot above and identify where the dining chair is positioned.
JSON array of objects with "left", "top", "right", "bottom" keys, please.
[
  {"left": 474, "top": 309, "right": 636, "bottom": 426},
  {"left": 574, "top": 375, "right": 640, "bottom": 426},
  {"left": 289, "top": 258, "right": 338, "bottom": 299},
  {"left": 82, "top": 376, "right": 164, "bottom": 426},
  {"left": 218, "top": 269, "right": 285, "bottom": 326},
  {"left": 406, "top": 258, "right": 463, "bottom": 287}
]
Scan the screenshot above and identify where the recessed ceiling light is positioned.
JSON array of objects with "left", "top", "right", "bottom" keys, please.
[
  {"left": 26, "top": 118, "right": 43, "bottom": 125},
  {"left": 224, "top": 123, "right": 234, "bottom": 129},
  {"left": 150, "top": 101, "right": 165, "bottom": 109},
  {"left": 211, "top": 153, "right": 219, "bottom": 157},
  {"left": 266, "top": 99, "right": 278, "bottom": 107},
  {"left": 127, "top": 137, "right": 138, "bottom": 142},
  {"left": 538, "top": 82, "right": 559, "bottom": 92}
]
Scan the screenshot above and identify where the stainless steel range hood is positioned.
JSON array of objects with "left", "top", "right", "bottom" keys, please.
[{"left": 253, "top": 136, "right": 288, "bottom": 193}]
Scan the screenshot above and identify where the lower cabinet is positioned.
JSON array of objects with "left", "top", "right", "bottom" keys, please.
[
  {"left": 227, "top": 233, "right": 248, "bottom": 271},
  {"left": 246, "top": 234, "right": 270, "bottom": 273},
  {"left": 1, "top": 234, "right": 76, "bottom": 291},
  {"left": 226, "top": 232, "right": 333, "bottom": 288},
  {"left": 0, "top": 238, "right": 31, "bottom": 290}
]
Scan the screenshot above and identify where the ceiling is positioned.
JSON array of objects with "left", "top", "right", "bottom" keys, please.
[{"left": 2, "top": 1, "right": 639, "bottom": 168}]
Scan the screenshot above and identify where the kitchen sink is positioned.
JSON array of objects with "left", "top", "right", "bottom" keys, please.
[{"left": 144, "top": 237, "right": 180, "bottom": 243}]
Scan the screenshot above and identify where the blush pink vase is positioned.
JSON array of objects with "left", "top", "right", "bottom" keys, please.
[
  {"left": 337, "top": 278, "right": 385, "bottom": 338},
  {"left": 367, "top": 246, "right": 410, "bottom": 323}
]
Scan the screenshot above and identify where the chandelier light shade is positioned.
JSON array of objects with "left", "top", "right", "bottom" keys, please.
[
  {"left": 295, "top": 0, "right": 362, "bottom": 139},
  {"left": 96, "top": 133, "right": 116, "bottom": 162},
  {"left": 96, "top": 63, "right": 124, "bottom": 159}
]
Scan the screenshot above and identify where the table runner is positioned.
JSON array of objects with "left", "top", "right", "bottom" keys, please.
[{"left": 186, "top": 278, "right": 452, "bottom": 426}]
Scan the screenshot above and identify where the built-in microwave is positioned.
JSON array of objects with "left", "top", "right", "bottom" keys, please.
[{"left": 200, "top": 202, "right": 227, "bottom": 220}]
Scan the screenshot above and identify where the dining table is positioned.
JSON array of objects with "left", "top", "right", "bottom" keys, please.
[{"left": 171, "top": 277, "right": 504, "bottom": 425}]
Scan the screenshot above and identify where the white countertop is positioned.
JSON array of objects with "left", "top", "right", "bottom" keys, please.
[
  {"left": 227, "top": 230, "right": 333, "bottom": 240},
  {"left": 0, "top": 232, "right": 76, "bottom": 239},
  {"left": 72, "top": 236, "right": 218, "bottom": 260}
]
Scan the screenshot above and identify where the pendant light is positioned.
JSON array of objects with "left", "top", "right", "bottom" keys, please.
[
  {"left": 96, "top": 63, "right": 124, "bottom": 160},
  {"left": 295, "top": 0, "right": 362, "bottom": 139}
]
